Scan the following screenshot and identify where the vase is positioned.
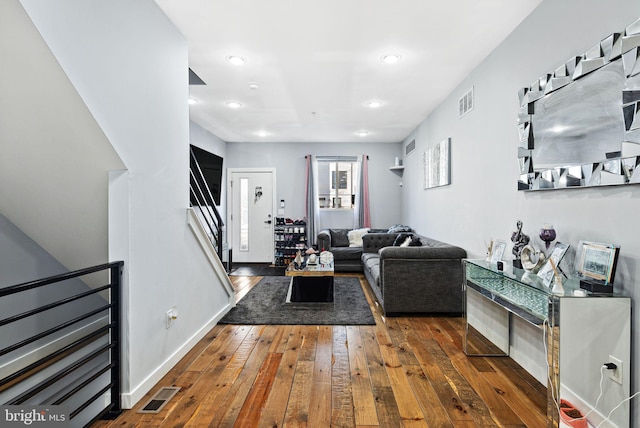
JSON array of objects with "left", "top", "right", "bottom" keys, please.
[{"left": 539, "top": 225, "right": 556, "bottom": 249}]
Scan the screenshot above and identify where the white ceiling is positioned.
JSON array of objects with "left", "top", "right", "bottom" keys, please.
[{"left": 155, "top": 0, "right": 542, "bottom": 144}]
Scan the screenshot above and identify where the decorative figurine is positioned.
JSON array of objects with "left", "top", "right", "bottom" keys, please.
[
  {"left": 520, "top": 244, "right": 546, "bottom": 273},
  {"left": 294, "top": 250, "right": 304, "bottom": 270},
  {"left": 539, "top": 224, "right": 557, "bottom": 250},
  {"left": 510, "top": 220, "right": 530, "bottom": 268}
]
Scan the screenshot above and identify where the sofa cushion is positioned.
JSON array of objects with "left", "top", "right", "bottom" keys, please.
[
  {"left": 330, "top": 246, "right": 363, "bottom": 261},
  {"left": 329, "top": 229, "right": 350, "bottom": 247},
  {"left": 348, "top": 228, "right": 370, "bottom": 247}
]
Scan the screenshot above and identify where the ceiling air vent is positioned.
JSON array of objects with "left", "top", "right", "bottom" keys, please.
[
  {"left": 138, "top": 386, "right": 181, "bottom": 414},
  {"left": 458, "top": 87, "right": 474, "bottom": 118},
  {"left": 405, "top": 139, "right": 416, "bottom": 156}
]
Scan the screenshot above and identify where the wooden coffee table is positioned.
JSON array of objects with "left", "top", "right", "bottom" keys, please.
[{"left": 285, "top": 262, "right": 334, "bottom": 303}]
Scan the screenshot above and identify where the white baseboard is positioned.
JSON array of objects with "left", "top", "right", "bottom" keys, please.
[{"left": 120, "top": 302, "right": 233, "bottom": 409}]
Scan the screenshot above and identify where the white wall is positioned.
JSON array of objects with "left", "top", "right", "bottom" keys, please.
[
  {"left": 400, "top": 0, "right": 640, "bottom": 419},
  {"left": 19, "top": 0, "right": 233, "bottom": 407},
  {"left": 226, "top": 142, "right": 403, "bottom": 230},
  {"left": 0, "top": 0, "right": 125, "bottom": 273}
]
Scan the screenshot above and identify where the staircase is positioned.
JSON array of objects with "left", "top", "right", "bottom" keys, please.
[{"left": 189, "top": 147, "right": 226, "bottom": 267}]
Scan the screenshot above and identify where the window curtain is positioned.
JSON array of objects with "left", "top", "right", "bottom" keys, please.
[
  {"left": 305, "top": 155, "right": 320, "bottom": 246},
  {"left": 353, "top": 155, "right": 371, "bottom": 229}
]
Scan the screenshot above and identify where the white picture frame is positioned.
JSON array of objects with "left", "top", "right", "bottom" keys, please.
[
  {"left": 537, "top": 242, "right": 569, "bottom": 287},
  {"left": 490, "top": 240, "right": 507, "bottom": 264}
]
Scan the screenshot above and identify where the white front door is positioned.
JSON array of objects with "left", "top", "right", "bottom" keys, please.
[{"left": 229, "top": 170, "right": 275, "bottom": 263}]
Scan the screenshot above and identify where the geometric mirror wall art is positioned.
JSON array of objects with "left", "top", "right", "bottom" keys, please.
[{"left": 517, "top": 17, "right": 640, "bottom": 190}]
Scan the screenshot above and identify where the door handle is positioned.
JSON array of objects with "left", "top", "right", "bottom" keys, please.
[{"left": 265, "top": 220, "right": 272, "bottom": 224}]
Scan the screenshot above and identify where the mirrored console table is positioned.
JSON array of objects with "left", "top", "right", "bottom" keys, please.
[{"left": 463, "top": 259, "right": 631, "bottom": 428}]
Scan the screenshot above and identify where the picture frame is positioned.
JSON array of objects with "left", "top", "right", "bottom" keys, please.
[
  {"left": 489, "top": 239, "right": 507, "bottom": 264},
  {"left": 575, "top": 241, "right": 620, "bottom": 284},
  {"left": 537, "top": 242, "right": 570, "bottom": 288}
]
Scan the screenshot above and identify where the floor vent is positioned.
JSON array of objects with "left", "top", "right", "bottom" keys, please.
[{"left": 137, "top": 386, "right": 181, "bottom": 414}]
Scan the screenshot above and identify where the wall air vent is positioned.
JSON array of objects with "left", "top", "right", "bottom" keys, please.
[
  {"left": 458, "top": 87, "right": 474, "bottom": 118},
  {"left": 405, "top": 139, "right": 416, "bottom": 156}
]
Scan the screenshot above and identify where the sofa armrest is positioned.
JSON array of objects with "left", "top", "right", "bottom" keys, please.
[{"left": 317, "top": 229, "right": 332, "bottom": 250}]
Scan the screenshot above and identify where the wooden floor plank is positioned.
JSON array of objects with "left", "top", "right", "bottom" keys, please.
[
  {"left": 346, "top": 326, "right": 379, "bottom": 426},
  {"left": 427, "top": 318, "right": 524, "bottom": 426},
  {"left": 258, "top": 326, "right": 305, "bottom": 427},
  {"left": 331, "top": 326, "right": 355, "bottom": 427},
  {"left": 282, "top": 360, "right": 315, "bottom": 428},
  {"left": 374, "top": 327, "right": 428, "bottom": 427},
  {"left": 360, "top": 326, "right": 404, "bottom": 428},
  {"left": 235, "top": 351, "right": 283, "bottom": 426},
  {"left": 159, "top": 325, "right": 258, "bottom": 427},
  {"left": 96, "top": 274, "right": 547, "bottom": 428},
  {"left": 205, "top": 325, "right": 280, "bottom": 427},
  {"left": 307, "top": 326, "right": 333, "bottom": 428}
]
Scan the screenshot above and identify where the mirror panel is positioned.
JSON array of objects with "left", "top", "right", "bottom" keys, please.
[{"left": 517, "top": 17, "right": 640, "bottom": 191}]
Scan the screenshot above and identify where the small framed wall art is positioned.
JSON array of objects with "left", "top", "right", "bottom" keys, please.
[{"left": 423, "top": 138, "right": 451, "bottom": 189}]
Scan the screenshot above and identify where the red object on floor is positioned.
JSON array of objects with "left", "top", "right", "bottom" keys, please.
[{"left": 559, "top": 399, "right": 587, "bottom": 428}]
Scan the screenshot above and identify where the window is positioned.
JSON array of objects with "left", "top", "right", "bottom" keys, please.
[{"left": 317, "top": 159, "right": 357, "bottom": 209}]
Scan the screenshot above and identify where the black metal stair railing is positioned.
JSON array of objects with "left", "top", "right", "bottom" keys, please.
[
  {"left": 189, "top": 147, "right": 225, "bottom": 262},
  {"left": 0, "top": 261, "right": 123, "bottom": 427}
]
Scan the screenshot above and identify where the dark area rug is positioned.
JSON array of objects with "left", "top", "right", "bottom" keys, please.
[
  {"left": 229, "top": 264, "right": 286, "bottom": 276},
  {"left": 219, "top": 276, "right": 375, "bottom": 325}
]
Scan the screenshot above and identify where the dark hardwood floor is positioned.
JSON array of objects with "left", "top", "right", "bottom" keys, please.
[{"left": 93, "top": 274, "right": 547, "bottom": 427}]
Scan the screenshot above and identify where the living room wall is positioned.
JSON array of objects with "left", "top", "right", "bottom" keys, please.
[
  {"left": 226, "top": 141, "right": 403, "bottom": 231},
  {"left": 400, "top": 0, "right": 640, "bottom": 417},
  {"left": 19, "top": 0, "right": 234, "bottom": 408}
]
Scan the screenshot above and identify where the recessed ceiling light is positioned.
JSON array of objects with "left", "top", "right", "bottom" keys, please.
[
  {"left": 256, "top": 130, "right": 268, "bottom": 137},
  {"left": 356, "top": 131, "right": 369, "bottom": 137},
  {"left": 188, "top": 98, "right": 198, "bottom": 105},
  {"left": 380, "top": 53, "right": 401, "bottom": 64},
  {"left": 367, "top": 100, "right": 382, "bottom": 108},
  {"left": 248, "top": 82, "right": 259, "bottom": 90},
  {"left": 225, "top": 101, "right": 243, "bottom": 109},
  {"left": 226, "top": 55, "right": 246, "bottom": 65}
]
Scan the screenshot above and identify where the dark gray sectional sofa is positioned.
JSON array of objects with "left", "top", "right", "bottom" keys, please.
[
  {"left": 317, "top": 228, "right": 466, "bottom": 315},
  {"left": 362, "top": 232, "right": 466, "bottom": 316}
]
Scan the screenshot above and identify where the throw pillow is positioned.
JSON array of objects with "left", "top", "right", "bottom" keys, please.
[
  {"left": 393, "top": 233, "right": 413, "bottom": 246},
  {"left": 388, "top": 224, "right": 413, "bottom": 233},
  {"left": 399, "top": 236, "right": 412, "bottom": 247},
  {"left": 329, "top": 229, "right": 350, "bottom": 247},
  {"left": 348, "top": 228, "right": 370, "bottom": 247}
]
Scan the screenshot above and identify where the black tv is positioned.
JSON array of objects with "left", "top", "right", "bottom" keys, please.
[{"left": 190, "top": 145, "right": 223, "bottom": 206}]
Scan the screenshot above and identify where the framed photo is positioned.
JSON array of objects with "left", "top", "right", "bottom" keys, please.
[
  {"left": 490, "top": 240, "right": 507, "bottom": 264},
  {"left": 537, "top": 242, "right": 570, "bottom": 287},
  {"left": 575, "top": 241, "right": 620, "bottom": 284}
]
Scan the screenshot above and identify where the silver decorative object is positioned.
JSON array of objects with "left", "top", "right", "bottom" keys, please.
[
  {"left": 510, "top": 220, "right": 530, "bottom": 266},
  {"left": 517, "top": 17, "right": 640, "bottom": 191}
]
